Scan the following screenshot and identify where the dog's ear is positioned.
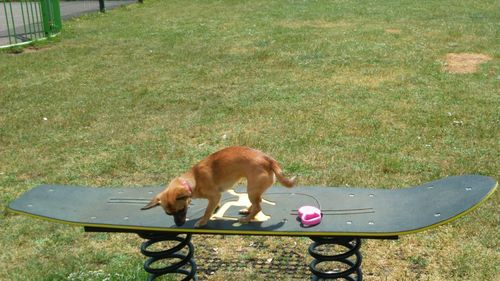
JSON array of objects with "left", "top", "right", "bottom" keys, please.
[{"left": 141, "top": 196, "right": 161, "bottom": 210}]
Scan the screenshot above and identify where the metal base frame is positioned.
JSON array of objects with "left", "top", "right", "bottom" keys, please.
[
  {"left": 84, "top": 228, "right": 396, "bottom": 281},
  {"left": 137, "top": 234, "right": 365, "bottom": 281}
]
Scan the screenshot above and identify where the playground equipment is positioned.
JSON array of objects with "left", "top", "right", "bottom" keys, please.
[{"left": 8, "top": 175, "right": 497, "bottom": 280}]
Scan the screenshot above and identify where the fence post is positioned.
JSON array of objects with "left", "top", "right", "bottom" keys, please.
[
  {"left": 39, "top": 0, "right": 50, "bottom": 36},
  {"left": 99, "top": 0, "right": 105, "bottom": 13},
  {"left": 39, "top": 0, "right": 61, "bottom": 36},
  {"left": 50, "top": 0, "right": 62, "bottom": 33}
]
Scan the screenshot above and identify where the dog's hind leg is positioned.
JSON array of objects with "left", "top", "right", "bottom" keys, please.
[
  {"left": 239, "top": 172, "right": 273, "bottom": 223},
  {"left": 239, "top": 193, "right": 262, "bottom": 223}
]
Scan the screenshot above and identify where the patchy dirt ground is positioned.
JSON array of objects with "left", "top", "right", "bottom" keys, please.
[
  {"left": 385, "top": 28, "right": 401, "bottom": 34},
  {"left": 443, "top": 53, "right": 492, "bottom": 74}
]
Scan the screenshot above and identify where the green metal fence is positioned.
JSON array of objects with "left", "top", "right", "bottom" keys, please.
[{"left": 1, "top": 0, "right": 61, "bottom": 48}]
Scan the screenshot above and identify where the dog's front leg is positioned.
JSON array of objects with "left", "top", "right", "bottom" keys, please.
[{"left": 195, "top": 193, "right": 221, "bottom": 228}]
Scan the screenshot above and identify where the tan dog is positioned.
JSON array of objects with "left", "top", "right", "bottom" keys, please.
[{"left": 141, "top": 146, "right": 296, "bottom": 227}]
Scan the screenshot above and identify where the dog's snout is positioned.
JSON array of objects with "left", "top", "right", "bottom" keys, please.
[
  {"left": 174, "top": 214, "right": 186, "bottom": 226},
  {"left": 174, "top": 219, "right": 185, "bottom": 226},
  {"left": 172, "top": 208, "right": 188, "bottom": 226}
]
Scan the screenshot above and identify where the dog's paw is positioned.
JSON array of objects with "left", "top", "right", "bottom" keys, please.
[
  {"left": 195, "top": 220, "right": 208, "bottom": 228},
  {"left": 238, "top": 217, "right": 251, "bottom": 224}
]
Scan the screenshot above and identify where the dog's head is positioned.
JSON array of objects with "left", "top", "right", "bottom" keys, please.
[{"left": 141, "top": 180, "right": 192, "bottom": 226}]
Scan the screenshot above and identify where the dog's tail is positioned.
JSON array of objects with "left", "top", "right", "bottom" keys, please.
[{"left": 267, "top": 156, "right": 296, "bottom": 188}]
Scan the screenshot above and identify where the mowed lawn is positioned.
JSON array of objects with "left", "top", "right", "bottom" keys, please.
[{"left": 0, "top": 0, "right": 498, "bottom": 280}]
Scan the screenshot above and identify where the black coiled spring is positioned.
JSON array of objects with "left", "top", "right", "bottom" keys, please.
[
  {"left": 139, "top": 232, "right": 197, "bottom": 281},
  {"left": 308, "top": 237, "right": 362, "bottom": 280}
]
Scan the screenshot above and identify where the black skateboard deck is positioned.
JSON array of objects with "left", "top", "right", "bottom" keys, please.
[{"left": 8, "top": 175, "right": 497, "bottom": 237}]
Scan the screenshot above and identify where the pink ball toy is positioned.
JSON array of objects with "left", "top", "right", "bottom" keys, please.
[{"left": 298, "top": 206, "right": 322, "bottom": 227}]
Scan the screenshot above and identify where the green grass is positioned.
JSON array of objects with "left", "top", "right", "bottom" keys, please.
[{"left": 1, "top": 0, "right": 499, "bottom": 280}]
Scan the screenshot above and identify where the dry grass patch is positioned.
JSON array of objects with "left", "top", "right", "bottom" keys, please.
[
  {"left": 278, "top": 19, "right": 352, "bottom": 29},
  {"left": 385, "top": 28, "right": 401, "bottom": 34},
  {"left": 443, "top": 53, "right": 492, "bottom": 74},
  {"left": 330, "top": 72, "right": 398, "bottom": 88},
  {"left": 323, "top": 69, "right": 400, "bottom": 89}
]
